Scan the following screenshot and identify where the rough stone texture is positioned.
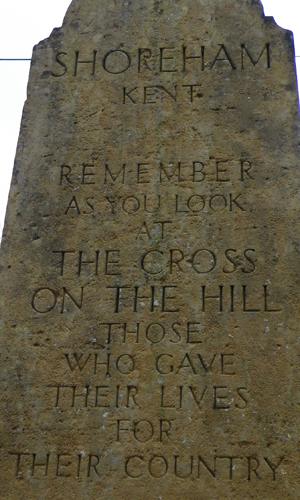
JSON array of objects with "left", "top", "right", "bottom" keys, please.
[{"left": 0, "top": 0, "right": 299, "bottom": 498}]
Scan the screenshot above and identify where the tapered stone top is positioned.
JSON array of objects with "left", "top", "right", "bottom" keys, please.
[{"left": 0, "top": 0, "right": 299, "bottom": 498}]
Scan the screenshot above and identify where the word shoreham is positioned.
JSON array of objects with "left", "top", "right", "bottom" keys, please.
[{"left": 50, "top": 43, "right": 271, "bottom": 77}]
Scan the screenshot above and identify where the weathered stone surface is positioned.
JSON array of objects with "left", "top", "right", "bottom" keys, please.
[{"left": 0, "top": 0, "right": 299, "bottom": 498}]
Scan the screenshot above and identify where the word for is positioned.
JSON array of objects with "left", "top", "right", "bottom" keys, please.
[
  {"left": 124, "top": 454, "right": 283, "bottom": 481},
  {"left": 116, "top": 418, "right": 175, "bottom": 443},
  {"left": 50, "top": 44, "right": 271, "bottom": 78},
  {"left": 59, "top": 159, "right": 255, "bottom": 187}
]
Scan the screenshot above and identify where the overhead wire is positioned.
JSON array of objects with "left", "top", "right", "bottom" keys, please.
[{"left": 0, "top": 57, "right": 300, "bottom": 61}]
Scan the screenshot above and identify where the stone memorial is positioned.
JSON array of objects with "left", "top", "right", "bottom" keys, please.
[{"left": 0, "top": 0, "right": 299, "bottom": 498}]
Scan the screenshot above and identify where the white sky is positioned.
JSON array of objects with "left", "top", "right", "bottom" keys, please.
[{"left": 0, "top": 0, "right": 299, "bottom": 236}]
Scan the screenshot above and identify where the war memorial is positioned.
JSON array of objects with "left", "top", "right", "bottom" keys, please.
[{"left": 0, "top": 0, "right": 299, "bottom": 498}]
